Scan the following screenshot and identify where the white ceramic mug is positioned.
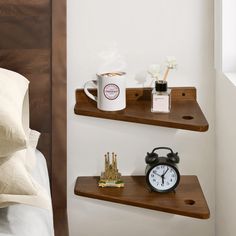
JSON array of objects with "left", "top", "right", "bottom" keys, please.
[{"left": 84, "top": 72, "right": 126, "bottom": 111}]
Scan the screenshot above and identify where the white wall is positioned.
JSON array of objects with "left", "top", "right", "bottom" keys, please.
[
  {"left": 67, "top": 1, "right": 215, "bottom": 236},
  {"left": 222, "top": 0, "right": 236, "bottom": 72},
  {"left": 215, "top": 72, "right": 236, "bottom": 236},
  {"left": 216, "top": 0, "right": 236, "bottom": 72},
  {"left": 214, "top": 0, "right": 222, "bottom": 71},
  {"left": 215, "top": 1, "right": 236, "bottom": 235}
]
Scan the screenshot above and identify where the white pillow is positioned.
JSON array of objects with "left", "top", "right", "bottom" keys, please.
[
  {"left": 0, "top": 68, "right": 29, "bottom": 157},
  {"left": 21, "top": 90, "right": 40, "bottom": 171},
  {"left": 0, "top": 68, "right": 50, "bottom": 210},
  {"left": 0, "top": 140, "right": 51, "bottom": 210},
  {"left": 0, "top": 151, "right": 37, "bottom": 195},
  {"left": 22, "top": 90, "right": 30, "bottom": 139},
  {"left": 0, "top": 182, "right": 51, "bottom": 209},
  {"left": 25, "top": 129, "right": 41, "bottom": 172}
]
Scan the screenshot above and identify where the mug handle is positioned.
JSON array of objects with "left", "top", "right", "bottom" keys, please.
[{"left": 84, "top": 80, "right": 98, "bottom": 102}]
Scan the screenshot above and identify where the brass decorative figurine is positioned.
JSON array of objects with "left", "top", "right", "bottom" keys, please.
[{"left": 99, "top": 152, "right": 124, "bottom": 188}]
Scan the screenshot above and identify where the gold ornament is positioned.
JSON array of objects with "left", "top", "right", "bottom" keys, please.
[{"left": 98, "top": 152, "right": 124, "bottom": 188}]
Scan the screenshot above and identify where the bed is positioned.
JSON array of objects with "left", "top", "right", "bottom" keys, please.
[
  {"left": 0, "top": 1, "right": 68, "bottom": 236},
  {"left": 0, "top": 150, "right": 54, "bottom": 236}
]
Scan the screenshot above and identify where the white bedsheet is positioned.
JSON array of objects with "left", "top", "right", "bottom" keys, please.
[{"left": 0, "top": 150, "right": 54, "bottom": 236}]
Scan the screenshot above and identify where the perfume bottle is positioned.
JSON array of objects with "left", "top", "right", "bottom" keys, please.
[{"left": 151, "top": 80, "right": 171, "bottom": 113}]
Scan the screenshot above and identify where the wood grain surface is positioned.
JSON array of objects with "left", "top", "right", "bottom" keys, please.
[
  {"left": 0, "top": 0, "right": 68, "bottom": 235},
  {"left": 75, "top": 176, "right": 210, "bottom": 219},
  {"left": 75, "top": 87, "right": 209, "bottom": 132},
  {"left": 0, "top": 0, "right": 52, "bottom": 167},
  {"left": 51, "top": 0, "right": 68, "bottom": 235}
]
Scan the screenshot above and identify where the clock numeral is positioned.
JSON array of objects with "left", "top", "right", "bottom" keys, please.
[
  {"left": 161, "top": 166, "right": 164, "bottom": 169},
  {"left": 170, "top": 179, "right": 173, "bottom": 182},
  {"left": 161, "top": 183, "right": 164, "bottom": 186},
  {"left": 171, "top": 174, "right": 175, "bottom": 177},
  {"left": 156, "top": 182, "right": 159, "bottom": 186},
  {"left": 151, "top": 174, "right": 154, "bottom": 177},
  {"left": 167, "top": 182, "right": 170, "bottom": 185},
  {"left": 152, "top": 179, "right": 156, "bottom": 182}
]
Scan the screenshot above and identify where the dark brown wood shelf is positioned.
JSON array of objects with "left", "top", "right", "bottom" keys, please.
[
  {"left": 74, "top": 175, "right": 210, "bottom": 219},
  {"left": 74, "top": 87, "right": 209, "bottom": 132}
]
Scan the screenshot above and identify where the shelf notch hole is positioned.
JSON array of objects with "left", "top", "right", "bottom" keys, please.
[
  {"left": 184, "top": 199, "right": 195, "bottom": 205},
  {"left": 182, "top": 115, "right": 194, "bottom": 120}
]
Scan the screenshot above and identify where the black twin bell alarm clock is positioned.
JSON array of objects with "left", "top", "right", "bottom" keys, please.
[{"left": 145, "top": 147, "right": 180, "bottom": 193}]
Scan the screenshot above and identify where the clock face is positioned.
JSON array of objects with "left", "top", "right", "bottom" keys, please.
[{"left": 148, "top": 164, "right": 180, "bottom": 192}]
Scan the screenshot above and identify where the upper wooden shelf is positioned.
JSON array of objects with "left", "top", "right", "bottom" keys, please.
[
  {"left": 74, "top": 87, "right": 209, "bottom": 132},
  {"left": 75, "top": 175, "right": 210, "bottom": 219}
]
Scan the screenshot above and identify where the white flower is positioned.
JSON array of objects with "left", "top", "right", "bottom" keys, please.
[
  {"left": 147, "top": 64, "right": 161, "bottom": 79},
  {"left": 166, "top": 56, "right": 177, "bottom": 69}
]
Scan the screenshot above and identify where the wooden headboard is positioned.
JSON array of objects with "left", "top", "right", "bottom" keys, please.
[{"left": 0, "top": 1, "right": 68, "bottom": 235}]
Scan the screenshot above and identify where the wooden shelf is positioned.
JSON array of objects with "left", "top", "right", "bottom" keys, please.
[
  {"left": 74, "top": 87, "right": 209, "bottom": 132},
  {"left": 74, "top": 175, "right": 210, "bottom": 219}
]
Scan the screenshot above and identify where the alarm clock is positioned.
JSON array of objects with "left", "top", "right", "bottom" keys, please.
[{"left": 145, "top": 147, "right": 180, "bottom": 193}]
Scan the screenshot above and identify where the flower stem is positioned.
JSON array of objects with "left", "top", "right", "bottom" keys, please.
[{"left": 162, "top": 68, "right": 170, "bottom": 81}]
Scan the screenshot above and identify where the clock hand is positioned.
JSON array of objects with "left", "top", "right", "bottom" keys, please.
[
  {"left": 162, "top": 168, "right": 169, "bottom": 178},
  {"left": 162, "top": 176, "right": 164, "bottom": 184},
  {"left": 153, "top": 171, "right": 162, "bottom": 177}
]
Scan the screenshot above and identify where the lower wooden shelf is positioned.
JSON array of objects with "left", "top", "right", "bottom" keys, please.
[{"left": 74, "top": 175, "right": 210, "bottom": 219}]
